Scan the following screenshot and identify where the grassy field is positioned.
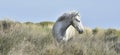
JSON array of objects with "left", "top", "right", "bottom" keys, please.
[{"left": 0, "top": 20, "right": 120, "bottom": 55}]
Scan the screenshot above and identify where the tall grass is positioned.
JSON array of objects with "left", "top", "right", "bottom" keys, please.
[{"left": 0, "top": 20, "right": 120, "bottom": 55}]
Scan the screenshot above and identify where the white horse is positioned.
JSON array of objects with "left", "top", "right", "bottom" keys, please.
[{"left": 52, "top": 11, "right": 84, "bottom": 43}]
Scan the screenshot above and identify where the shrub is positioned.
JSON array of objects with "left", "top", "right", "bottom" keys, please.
[{"left": 0, "top": 20, "right": 120, "bottom": 55}]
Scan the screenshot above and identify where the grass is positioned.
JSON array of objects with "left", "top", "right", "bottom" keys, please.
[{"left": 0, "top": 20, "right": 120, "bottom": 55}]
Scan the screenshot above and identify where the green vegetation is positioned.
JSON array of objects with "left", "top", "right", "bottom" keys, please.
[
  {"left": 0, "top": 20, "right": 120, "bottom": 55},
  {"left": 35, "top": 21, "right": 54, "bottom": 27}
]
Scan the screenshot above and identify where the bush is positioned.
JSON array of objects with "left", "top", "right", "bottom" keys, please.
[{"left": 0, "top": 20, "right": 120, "bottom": 55}]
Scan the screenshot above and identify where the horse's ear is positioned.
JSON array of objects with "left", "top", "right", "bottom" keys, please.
[{"left": 76, "top": 11, "right": 79, "bottom": 16}]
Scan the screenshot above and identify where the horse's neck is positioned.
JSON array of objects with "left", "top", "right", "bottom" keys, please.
[{"left": 54, "top": 21, "right": 71, "bottom": 36}]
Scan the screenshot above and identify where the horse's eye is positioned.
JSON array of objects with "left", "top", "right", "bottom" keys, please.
[{"left": 75, "top": 19, "right": 80, "bottom": 22}]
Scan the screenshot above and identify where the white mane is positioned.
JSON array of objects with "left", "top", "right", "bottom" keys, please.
[{"left": 57, "top": 11, "right": 80, "bottom": 22}]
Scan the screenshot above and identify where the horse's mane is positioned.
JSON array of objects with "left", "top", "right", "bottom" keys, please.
[{"left": 57, "top": 11, "right": 80, "bottom": 22}]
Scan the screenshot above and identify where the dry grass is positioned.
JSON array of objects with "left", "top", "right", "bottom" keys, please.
[{"left": 0, "top": 20, "right": 120, "bottom": 55}]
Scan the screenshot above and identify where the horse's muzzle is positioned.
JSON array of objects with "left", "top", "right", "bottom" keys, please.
[{"left": 78, "top": 30, "right": 83, "bottom": 34}]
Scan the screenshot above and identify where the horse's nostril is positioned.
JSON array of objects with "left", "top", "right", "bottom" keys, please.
[{"left": 79, "top": 30, "right": 83, "bottom": 34}]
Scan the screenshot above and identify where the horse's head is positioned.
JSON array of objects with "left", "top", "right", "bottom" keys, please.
[
  {"left": 52, "top": 11, "right": 84, "bottom": 42},
  {"left": 71, "top": 11, "right": 84, "bottom": 34}
]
